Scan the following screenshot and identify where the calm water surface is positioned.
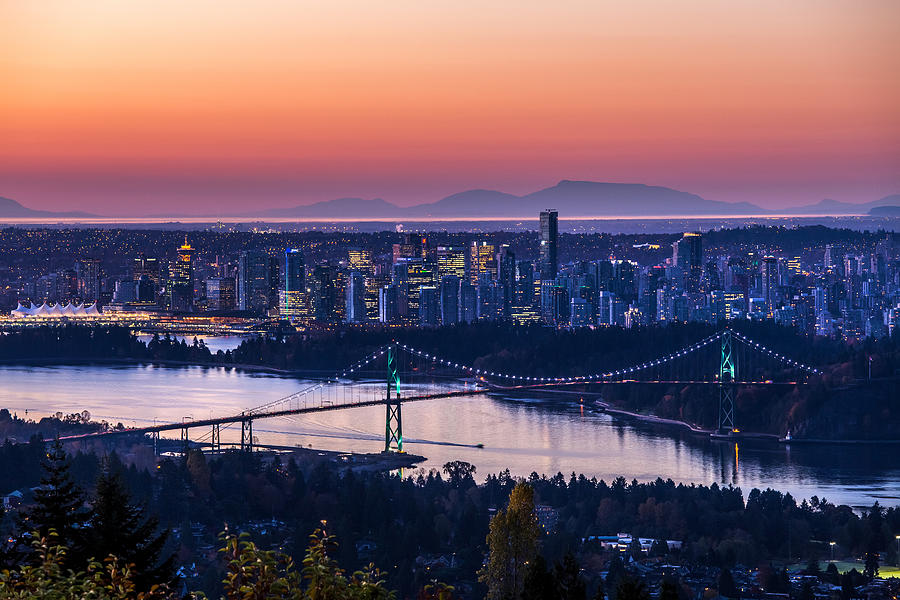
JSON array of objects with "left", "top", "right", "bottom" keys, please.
[{"left": 2, "top": 363, "right": 898, "bottom": 509}]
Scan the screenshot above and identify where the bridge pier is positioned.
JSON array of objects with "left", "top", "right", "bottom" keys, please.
[
  {"left": 181, "top": 426, "right": 190, "bottom": 455},
  {"left": 384, "top": 345, "right": 403, "bottom": 452},
  {"left": 151, "top": 430, "right": 159, "bottom": 456},
  {"left": 718, "top": 330, "right": 737, "bottom": 433}
]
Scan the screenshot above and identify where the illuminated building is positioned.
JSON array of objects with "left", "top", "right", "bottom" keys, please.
[
  {"left": 514, "top": 260, "right": 535, "bottom": 306},
  {"left": 392, "top": 233, "right": 427, "bottom": 264},
  {"left": 436, "top": 246, "right": 466, "bottom": 280},
  {"left": 76, "top": 258, "right": 101, "bottom": 304},
  {"left": 282, "top": 249, "right": 306, "bottom": 319},
  {"left": 238, "top": 250, "right": 277, "bottom": 314},
  {"left": 569, "top": 297, "right": 592, "bottom": 328},
  {"left": 762, "top": 256, "right": 778, "bottom": 317},
  {"left": 469, "top": 241, "right": 496, "bottom": 285},
  {"left": 379, "top": 285, "right": 400, "bottom": 323},
  {"left": 206, "top": 277, "right": 236, "bottom": 311},
  {"left": 539, "top": 209, "right": 558, "bottom": 280},
  {"left": 169, "top": 239, "right": 194, "bottom": 311},
  {"left": 345, "top": 271, "right": 368, "bottom": 323},
  {"left": 347, "top": 248, "right": 373, "bottom": 273},
  {"left": 672, "top": 232, "right": 702, "bottom": 292},
  {"left": 458, "top": 282, "right": 477, "bottom": 323}
]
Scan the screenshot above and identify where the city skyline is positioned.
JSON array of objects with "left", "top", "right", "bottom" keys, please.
[{"left": 3, "top": 1, "right": 899, "bottom": 215}]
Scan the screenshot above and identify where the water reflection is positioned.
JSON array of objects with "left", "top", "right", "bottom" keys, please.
[{"left": 0, "top": 364, "right": 898, "bottom": 508}]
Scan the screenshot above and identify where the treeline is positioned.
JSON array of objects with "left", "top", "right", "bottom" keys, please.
[{"left": 3, "top": 439, "right": 900, "bottom": 598}]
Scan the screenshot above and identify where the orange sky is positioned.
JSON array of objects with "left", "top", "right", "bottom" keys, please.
[{"left": 2, "top": 0, "right": 899, "bottom": 215}]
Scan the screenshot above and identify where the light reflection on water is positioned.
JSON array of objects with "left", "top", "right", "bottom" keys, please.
[{"left": 2, "top": 363, "right": 898, "bottom": 509}]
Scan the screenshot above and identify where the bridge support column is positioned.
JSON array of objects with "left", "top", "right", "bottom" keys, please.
[
  {"left": 151, "top": 431, "right": 159, "bottom": 456},
  {"left": 211, "top": 423, "right": 221, "bottom": 453},
  {"left": 241, "top": 416, "right": 253, "bottom": 453},
  {"left": 181, "top": 426, "right": 190, "bottom": 455},
  {"left": 718, "top": 330, "right": 736, "bottom": 433},
  {"left": 385, "top": 345, "right": 403, "bottom": 452}
]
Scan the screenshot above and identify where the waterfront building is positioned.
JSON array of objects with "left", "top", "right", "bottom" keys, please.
[
  {"left": 238, "top": 250, "right": 277, "bottom": 314},
  {"left": 169, "top": 240, "right": 194, "bottom": 311}
]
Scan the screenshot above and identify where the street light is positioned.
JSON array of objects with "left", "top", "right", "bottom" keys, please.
[
  {"left": 830, "top": 541, "right": 836, "bottom": 563},
  {"left": 895, "top": 535, "right": 899, "bottom": 566}
]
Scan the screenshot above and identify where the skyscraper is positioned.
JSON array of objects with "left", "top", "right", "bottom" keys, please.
[
  {"left": 673, "top": 232, "right": 703, "bottom": 292},
  {"left": 206, "top": 277, "right": 236, "bottom": 311},
  {"left": 436, "top": 246, "right": 466, "bottom": 280},
  {"left": 762, "top": 256, "right": 778, "bottom": 317},
  {"left": 283, "top": 248, "right": 306, "bottom": 319},
  {"left": 169, "top": 239, "right": 194, "bottom": 311},
  {"left": 469, "top": 241, "right": 496, "bottom": 285},
  {"left": 539, "top": 209, "right": 558, "bottom": 280},
  {"left": 238, "top": 250, "right": 277, "bottom": 314},
  {"left": 76, "top": 258, "right": 101, "bottom": 304},
  {"left": 345, "top": 271, "right": 368, "bottom": 323}
]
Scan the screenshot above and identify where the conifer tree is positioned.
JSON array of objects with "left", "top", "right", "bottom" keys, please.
[
  {"left": 84, "top": 464, "right": 175, "bottom": 592},
  {"left": 23, "top": 438, "right": 89, "bottom": 560}
]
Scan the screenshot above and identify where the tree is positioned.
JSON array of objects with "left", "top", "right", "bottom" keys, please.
[
  {"left": 480, "top": 482, "right": 542, "bottom": 600},
  {"left": 717, "top": 568, "right": 738, "bottom": 598},
  {"left": 615, "top": 576, "right": 649, "bottom": 600},
  {"left": 799, "top": 580, "right": 815, "bottom": 600},
  {"left": 22, "top": 438, "right": 89, "bottom": 561},
  {"left": 0, "top": 533, "right": 173, "bottom": 599},
  {"left": 442, "top": 461, "right": 477, "bottom": 488},
  {"left": 521, "top": 555, "right": 556, "bottom": 600},
  {"left": 554, "top": 553, "right": 586, "bottom": 600},
  {"left": 605, "top": 556, "right": 627, "bottom": 600},
  {"left": 863, "top": 551, "right": 879, "bottom": 579},
  {"left": 659, "top": 579, "right": 679, "bottom": 600},
  {"left": 84, "top": 465, "right": 175, "bottom": 592}
]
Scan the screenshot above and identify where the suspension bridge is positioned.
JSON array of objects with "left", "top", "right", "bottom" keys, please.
[{"left": 56, "top": 328, "right": 819, "bottom": 452}]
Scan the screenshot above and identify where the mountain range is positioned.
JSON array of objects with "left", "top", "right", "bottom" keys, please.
[{"left": 1, "top": 183, "right": 898, "bottom": 220}]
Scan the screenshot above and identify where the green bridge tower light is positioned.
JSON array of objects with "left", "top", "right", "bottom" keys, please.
[
  {"left": 385, "top": 344, "right": 403, "bottom": 452},
  {"left": 718, "top": 330, "right": 737, "bottom": 433}
]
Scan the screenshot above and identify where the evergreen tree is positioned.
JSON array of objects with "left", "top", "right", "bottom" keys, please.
[
  {"left": 605, "top": 556, "right": 627, "bottom": 600},
  {"left": 863, "top": 551, "right": 879, "bottom": 579},
  {"left": 555, "top": 553, "right": 586, "bottom": 600},
  {"left": 23, "top": 438, "right": 89, "bottom": 560},
  {"left": 659, "top": 579, "right": 679, "bottom": 600},
  {"left": 615, "top": 576, "right": 649, "bottom": 600},
  {"left": 480, "top": 482, "right": 541, "bottom": 600},
  {"left": 718, "top": 568, "right": 738, "bottom": 598},
  {"left": 84, "top": 464, "right": 175, "bottom": 592},
  {"left": 521, "top": 555, "right": 556, "bottom": 600}
]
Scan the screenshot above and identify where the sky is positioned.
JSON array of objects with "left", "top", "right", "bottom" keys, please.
[{"left": 2, "top": 0, "right": 899, "bottom": 216}]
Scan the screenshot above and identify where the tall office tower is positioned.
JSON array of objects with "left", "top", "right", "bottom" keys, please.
[
  {"left": 282, "top": 249, "right": 306, "bottom": 319},
  {"left": 436, "top": 246, "right": 467, "bottom": 280},
  {"left": 419, "top": 286, "right": 439, "bottom": 326},
  {"left": 76, "top": 258, "right": 101, "bottom": 304},
  {"left": 439, "top": 275, "right": 460, "bottom": 325},
  {"left": 643, "top": 265, "right": 665, "bottom": 322},
  {"left": 206, "top": 277, "right": 236, "bottom": 311},
  {"left": 345, "top": 271, "right": 368, "bottom": 323},
  {"left": 238, "top": 250, "right": 275, "bottom": 314},
  {"left": 613, "top": 260, "right": 636, "bottom": 303},
  {"left": 679, "top": 232, "right": 703, "bottom": 291},
  {"left": 347, "top": 248, "right": 374, "bottom": 274},
  {"left": 309, "top": 265, "right": 340, "bottom": 322},
  {"left": 133, "top": 254, "right": 160, "bottom": 286},
  {"left": 392, "top": 233, "right": 428, "bottom": 264},
  {"left": 514, "top": 260, "right": 535, "bottom": 306},
  {"left": 392, "top": 258, "right": 435, "bottom": 324},
  {"left": 378, "top": 284, "right": 400, "bottom": 323},
  {"left": 168, "top": 239, "right": 194, "bottom": 311},
  {"left": 136, "top": 275, "right": 156, "bottom": 303},
  {"left": 844, "top": 255, "right": 860, "bottom": 307},
  {"left": 597, "top": 291, "right": 617, "bottom": 325},
  {"left": 496, "top": 245, "right": 516, "bottom": 317},
  {"left": 569, "top": 297, "right": 592, "bottom": 328},
  {"left": 705, "top": 261, "right": 722, "bottom": 291},
  {"left": 539, "top": 209, "right": 559, "bottom": 280},
  {"left": 458, "top": 281, "right": 478, "bottom": 323},
  {"left": 548, "top": 285, "right": 569, "bottom": 326},
  {"left": 761, "top": 256, "right": 778, "bottom": 316},
  {"left": 477, "top": 280, "right": 504, "bottom": 321},
  {"left": 824, "top": 245, "right": 834, "bottom": 269},
  {"left": 469, "top": 241, "right": 497, "bottom": 285}
]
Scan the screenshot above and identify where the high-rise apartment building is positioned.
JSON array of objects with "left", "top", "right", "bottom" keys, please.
[{"left": 282, "top": 249, "right": 306, "bottom": 319}]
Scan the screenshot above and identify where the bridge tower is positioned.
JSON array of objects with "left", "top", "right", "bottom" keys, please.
[
  {"left": 241, "top": 414, "right": 253, "bottom": 452},
  {"left": 718, "top": 330, "right": 737, "bottom": 433},
  {"left": 384, "top": 345, "right": 403, "bottom": 452}
]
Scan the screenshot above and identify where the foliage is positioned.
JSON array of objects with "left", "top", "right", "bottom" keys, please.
[
  {"left": 0, "top": 533, "right": 172, "bottom": 599},
  {"left": 480, "top": 482, "right": 541, "bottom": 600}
]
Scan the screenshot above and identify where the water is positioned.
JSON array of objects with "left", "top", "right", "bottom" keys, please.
[{"left": 2, "top": 363, "right": 898, "bottom": 509}]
